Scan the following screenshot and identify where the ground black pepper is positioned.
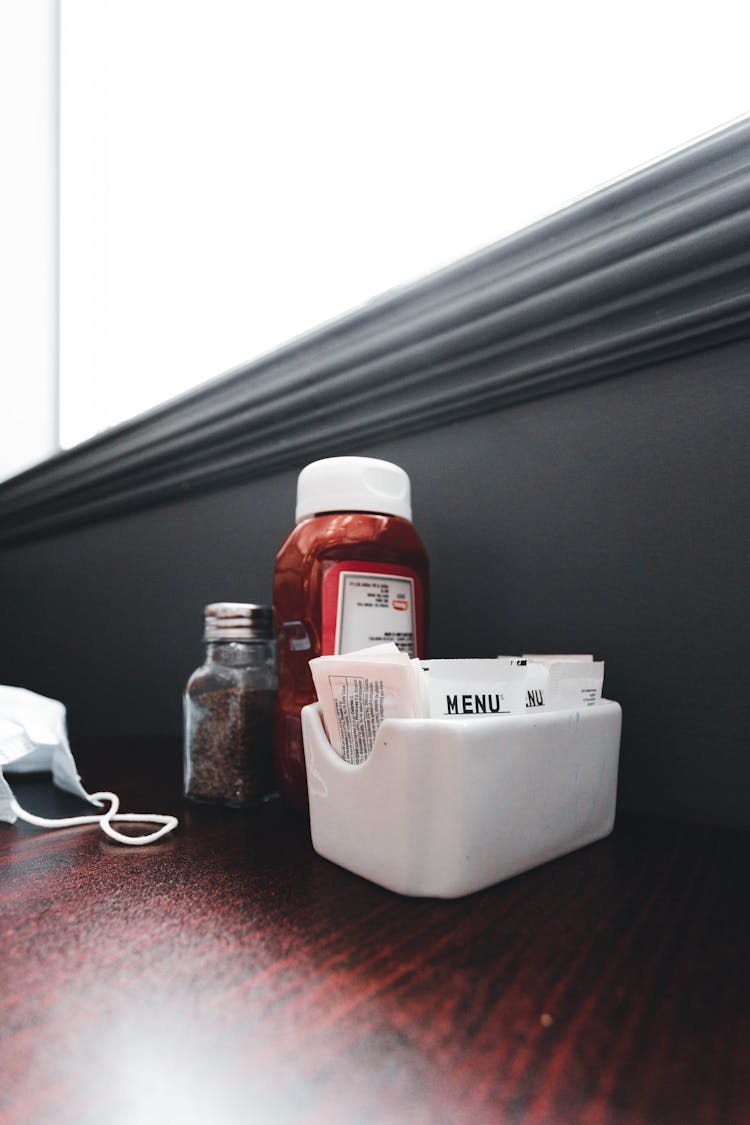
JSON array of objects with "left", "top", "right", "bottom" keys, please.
[
  {"left": 183, "top": 602, "right": 278, "bottom": 808},
  {"left": 185, "top": 684, "right": 276, "bottom": 806}
]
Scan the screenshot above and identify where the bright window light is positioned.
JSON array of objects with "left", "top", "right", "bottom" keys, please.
[
  {"left": 0, "top": 0, "right": 58, "bottom": 482},
  {"left": 15, "top": 1, "right": 750, "bottom": 457}
]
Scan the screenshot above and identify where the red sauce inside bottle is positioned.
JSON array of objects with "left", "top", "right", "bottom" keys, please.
[{"left": 273, "top": 510, "right": 429, "bottom": 810}]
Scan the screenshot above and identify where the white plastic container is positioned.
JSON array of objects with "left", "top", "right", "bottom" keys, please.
[{"left": 301, "top": 700, "right": 622, "bottom": 898}]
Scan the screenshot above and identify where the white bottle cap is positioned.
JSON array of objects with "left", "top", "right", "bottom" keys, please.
[{"left": 295, "top": 457, "right": 412, "bottom": 523}]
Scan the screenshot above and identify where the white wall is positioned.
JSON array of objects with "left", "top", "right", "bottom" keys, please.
[
  {"left": 0, "top": 0, "right": 58, "bottom": 482},
  {"left": 58, "top": 1, "right": 750, "bottom": 450},
  {"left": 2, "top": 1, "right": 749, "bottom": 474}
]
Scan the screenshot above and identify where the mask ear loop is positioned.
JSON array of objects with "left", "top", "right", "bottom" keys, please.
[{"left": 9, "top": 791, "right": 178, "bottom": 846}]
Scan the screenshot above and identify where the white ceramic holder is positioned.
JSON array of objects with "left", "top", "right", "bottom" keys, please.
[{"left": 302, "top": 700, "right": 622, "bottom": 898}]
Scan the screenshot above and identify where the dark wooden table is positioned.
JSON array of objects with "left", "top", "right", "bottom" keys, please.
[{"left": 2, "top": 741, "right": 748, "bottom": 1125}]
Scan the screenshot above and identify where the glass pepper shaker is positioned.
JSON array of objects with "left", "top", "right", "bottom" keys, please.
[{"left": 184, "top": 603, "right": 277, "bottom": 806}]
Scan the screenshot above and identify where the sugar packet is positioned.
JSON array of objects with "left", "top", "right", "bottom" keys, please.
[
  {"left": 309, "top": 643, "right": 425, "bottom": 764},
  {"left": 519, "top": 655, "right": 604, "bottom": 710},
  {"left": 544, "top": 660, "right": 605, "bottom": 709}
]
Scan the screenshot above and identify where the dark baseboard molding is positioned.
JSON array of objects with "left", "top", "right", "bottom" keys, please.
[{"left": 3, "top": 118, "right": 750, "bottom": 546}]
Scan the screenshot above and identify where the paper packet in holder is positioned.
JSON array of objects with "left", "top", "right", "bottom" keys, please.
[
  {"left": 309, "top": 644, "right": 425, "bottom": 764},
  {"left": 310, "top": 646, "right": 605, "bottom": 764}
]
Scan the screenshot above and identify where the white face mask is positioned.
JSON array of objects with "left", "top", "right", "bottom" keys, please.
[{"left": 0, "top": 686, "right": 177, "bottom": 846}]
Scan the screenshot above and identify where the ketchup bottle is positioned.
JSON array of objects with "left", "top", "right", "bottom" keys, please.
[{"left": 273, "top": 457, "right": 429, "bottom": 810}]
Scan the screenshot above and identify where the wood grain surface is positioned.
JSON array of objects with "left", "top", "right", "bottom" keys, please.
[{"left": 1, "top": 742, "right": 748, "bottom": 1125}]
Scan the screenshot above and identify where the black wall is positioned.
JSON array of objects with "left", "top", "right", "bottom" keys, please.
[{"left": 1, "top": 336, "right": 748, "bottom": 828}]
